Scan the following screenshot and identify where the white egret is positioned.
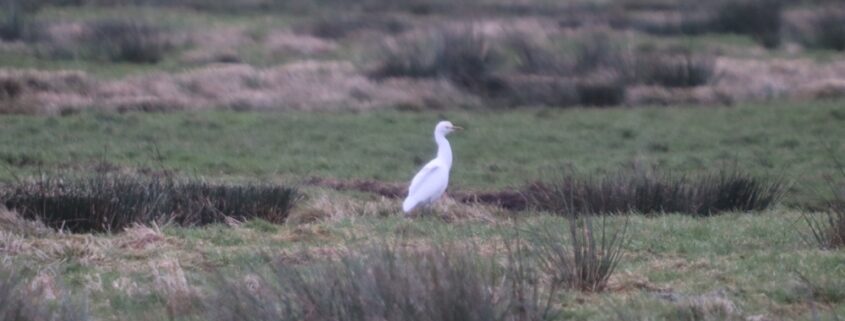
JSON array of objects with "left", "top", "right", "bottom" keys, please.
[{"left": 402, "top": 121, "right": 463, "bottom": 214}]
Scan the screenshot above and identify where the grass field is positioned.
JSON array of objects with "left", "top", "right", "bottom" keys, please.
[
  {"left": 2, "top": 202, "right": 843, "bottom": 320},
  {"left": 1, "top": 100, "right": 844, "bottom": 321},
  {"left": 2, "top": 1, "right": 845, "bottom": 320},
  {"left": 1, "top": 100, "right": 843, "bottom": 206}
]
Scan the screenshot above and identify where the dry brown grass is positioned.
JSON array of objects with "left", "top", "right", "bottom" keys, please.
[
  {"left": 624, "top": 57, "right": 845, "bottom": 106},
  {"left": 178, "top": 26, "right": 252, "bottom": 65},
  {"left": 286, "top": 191, "right": 366, "bottom": 224},
  {"left": 6, "top": 1, "right": 845, "bottom": 112},
  {"left": 0, "top": 60, "right": 480, "bottom": 114},
  {"left": 610, "top": 8, "right": 712, "bottom": 36},
  {"left": 0, "top": 69, "right": 95, "bottom": 114},
  {"left": 659, "top": 290, "right": 744, "bottom": 321},
  {"left": 0, "top": 208, "right": 52, "bottom": 238},
  {"left": 287, "top": 188, "right": 503, "bottom": 225},
  {"left": 423, "top": 197, "right": 502, "bottom": 223},
  {"left": 151, "top": 257, "right": 198, "bottom": 316},
  {"left": 180, "top": 26, "right": 339, "bottom": 65},
  {"left": 33, "top": 21, "right": 88, "bottom": 58},
  {"left": 119, "top": 224, "right": 165, "bottom": 251},
  {"left": 0, "top": 209, "right": 186, "bottom": 270},
  {"left": 0, "top": 266, "right": 90, "bottom": 320},
  {"left": 5, "top": 20, "right": 845, "bottom": 114},
  {"left": 626, "top": 85, "right": 727, "bottom": 106},
  {"left": 715, "top": 57, "right": 845, "bottom": 102},
  {"left": 263, "top": 30, "right": 338, "bottom": 56},
  {"left": 31, "top": 19, "right": 180, "bottom": 63},
  {"left": 442, "top": 17, "right": 559, "bottom": 40}
]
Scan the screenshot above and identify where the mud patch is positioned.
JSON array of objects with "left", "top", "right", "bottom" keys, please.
[
  {"left": 304, "top": 177, "right": 528, "bottom": 211},
  {"left": 304, "top": 177, "right": 406, "bottom": 198}
]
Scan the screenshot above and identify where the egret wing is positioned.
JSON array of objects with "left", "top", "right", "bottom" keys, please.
[
  {"left": 403, "top": 161, "right": 450, "bottom": 212},
  {"left": 408, "top": 161, "right": 441, "bottom": 196}
]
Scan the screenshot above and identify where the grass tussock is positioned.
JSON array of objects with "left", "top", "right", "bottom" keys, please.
[
  {"left": 525, "top": 168, "right": 784, "bottom": 216},
  {"left": 0, "top": 267, "right": 90, "bottom": 321},
  {"left": 574, "top": 33, "right": 632, "bottom": 77},
  {"left": 531, "top": 216, "right": 628, "bottom": 292},
  {"left": 551, "top": 34, "right": 716, "bottom": 106},
  {"left": 803, "top": 166, "right": 845, "bottom": 249},
  {"left": 84, "top": 19, "right": 172, "bottom": 63},
  {"left": 26, "top": 18, "right": 174, "bottom": 63},
  {"left": 802, "top": 149, "right": 845, "bottom": 249},
  {"left": 803, "top": 207, "right": 845, "bottom": 250},
  {"left": 507, "top": 36, "right": 572, "bottom": 76},
  {"left": 371, "top": 27, "right": 503, "bottom": 93},
  {"left": 492, "top": 36, "right": 578, "bottom": 106},
  {"left": 0, "top": 1, "right": 26, "bottom": 41},
  {"left": 1, "top": 175, "right": 299, "bottom": 233},
  {"left": 307, "top": 14, "right": 408, "bottom": 39},
  {"left": 711, "top": 0, "right": 783, "bottom": 48},
  {"left": 574, "top": 35, "right": 716, "bottom": 88},
  {"left": 810, "top": 12, "right": 845, "bottom": 52},
  {"left": 797, "top": 10, "right": 845, "bottom": 52},
  {"left": 575, "top": 73, "right": 627, "bottom": 107},
  {"left": 496, "top": 74, "right": 579, "bottom": 107},
  {"left": 791, "top": 272, "right": 845, "bottom": 306},
  {"left": 634, "top": 48, "right": 715, "bottom": 88},
  {"left": 0, "top": 69, "right": 92, "bottom": 114},
  {"left": 204, "top": 241, "right": 560, "bottom": 321},
  {"left": 0, "top": 208, "right": 52, "bottom": 238},
  {"left": 618, "top": 1, "right": 784, "bottom": 48},
  {"left": 0, "top": 0, "right": 46, "bottom": 41}
]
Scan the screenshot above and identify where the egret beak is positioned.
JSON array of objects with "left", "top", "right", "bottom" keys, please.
[{"left": 451, "top": 126, "right": 464, "bottom": 131}]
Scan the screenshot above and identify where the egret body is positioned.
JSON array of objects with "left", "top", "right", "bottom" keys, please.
[{"left": 402, "top": 121, "right": 462, "bottom": 214}]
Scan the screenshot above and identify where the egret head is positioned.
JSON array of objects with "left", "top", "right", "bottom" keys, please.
[{"left": 435, "top": 121, "right": 463, "bottom": 136}]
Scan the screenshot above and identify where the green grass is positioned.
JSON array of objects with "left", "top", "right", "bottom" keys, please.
[
  {"left": 3, "top": 208, "right": 843, "bottom": 320},
  {"left": 1, "top": 101, "right": 843, "bottom": 206},
  {"left": 1, "top": 100, "right": 843, "bottom": 320},
  {"left": 2, "top": 2, "right": 844, "bottom": 320}
]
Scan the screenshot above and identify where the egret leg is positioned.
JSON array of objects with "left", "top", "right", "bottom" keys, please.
[
  {"left": 420, "top": 205, "right": 436, "bottom": 218},
  {"left": 403, "top": 209, "right": 415, "bottom": 218},
  {"left": 404, "top": 202, "right": 435, "bottom": 219}
]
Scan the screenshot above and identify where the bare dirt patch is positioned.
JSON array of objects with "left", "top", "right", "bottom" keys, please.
[
  {"left": 304, "top": 177, "right": 406, "bottom": 198},
  {"left": 304, "top": 177, "right": 528, "bottom": 211}
]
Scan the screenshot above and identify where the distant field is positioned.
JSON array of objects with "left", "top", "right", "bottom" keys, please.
[
  {"left": 0, "top": 6, "right": 306, "bottom": 77},
  {"left": 0, "top": 4, "right": 823, "bottom": 81},
  {"left": 2, "top": 1, "right": 845, "bottom": 320},
  {"left": 2, "top": 101, "right": 843, "bottom": 206},
  {"left": 5, "top": 1, "right": 845, "bottom": 114}
]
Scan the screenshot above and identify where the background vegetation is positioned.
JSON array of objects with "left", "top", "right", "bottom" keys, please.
[{"left": 0, "top": 0, "right": 843, "bottom": 320}]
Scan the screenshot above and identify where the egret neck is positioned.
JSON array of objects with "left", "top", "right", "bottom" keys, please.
[{"left": 435, "top": 130, "right": 452, "bottom": 167}]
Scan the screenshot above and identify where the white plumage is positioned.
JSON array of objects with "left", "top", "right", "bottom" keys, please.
[{"left": 402, "top": 121, "right": 462, "bottom": 213}]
